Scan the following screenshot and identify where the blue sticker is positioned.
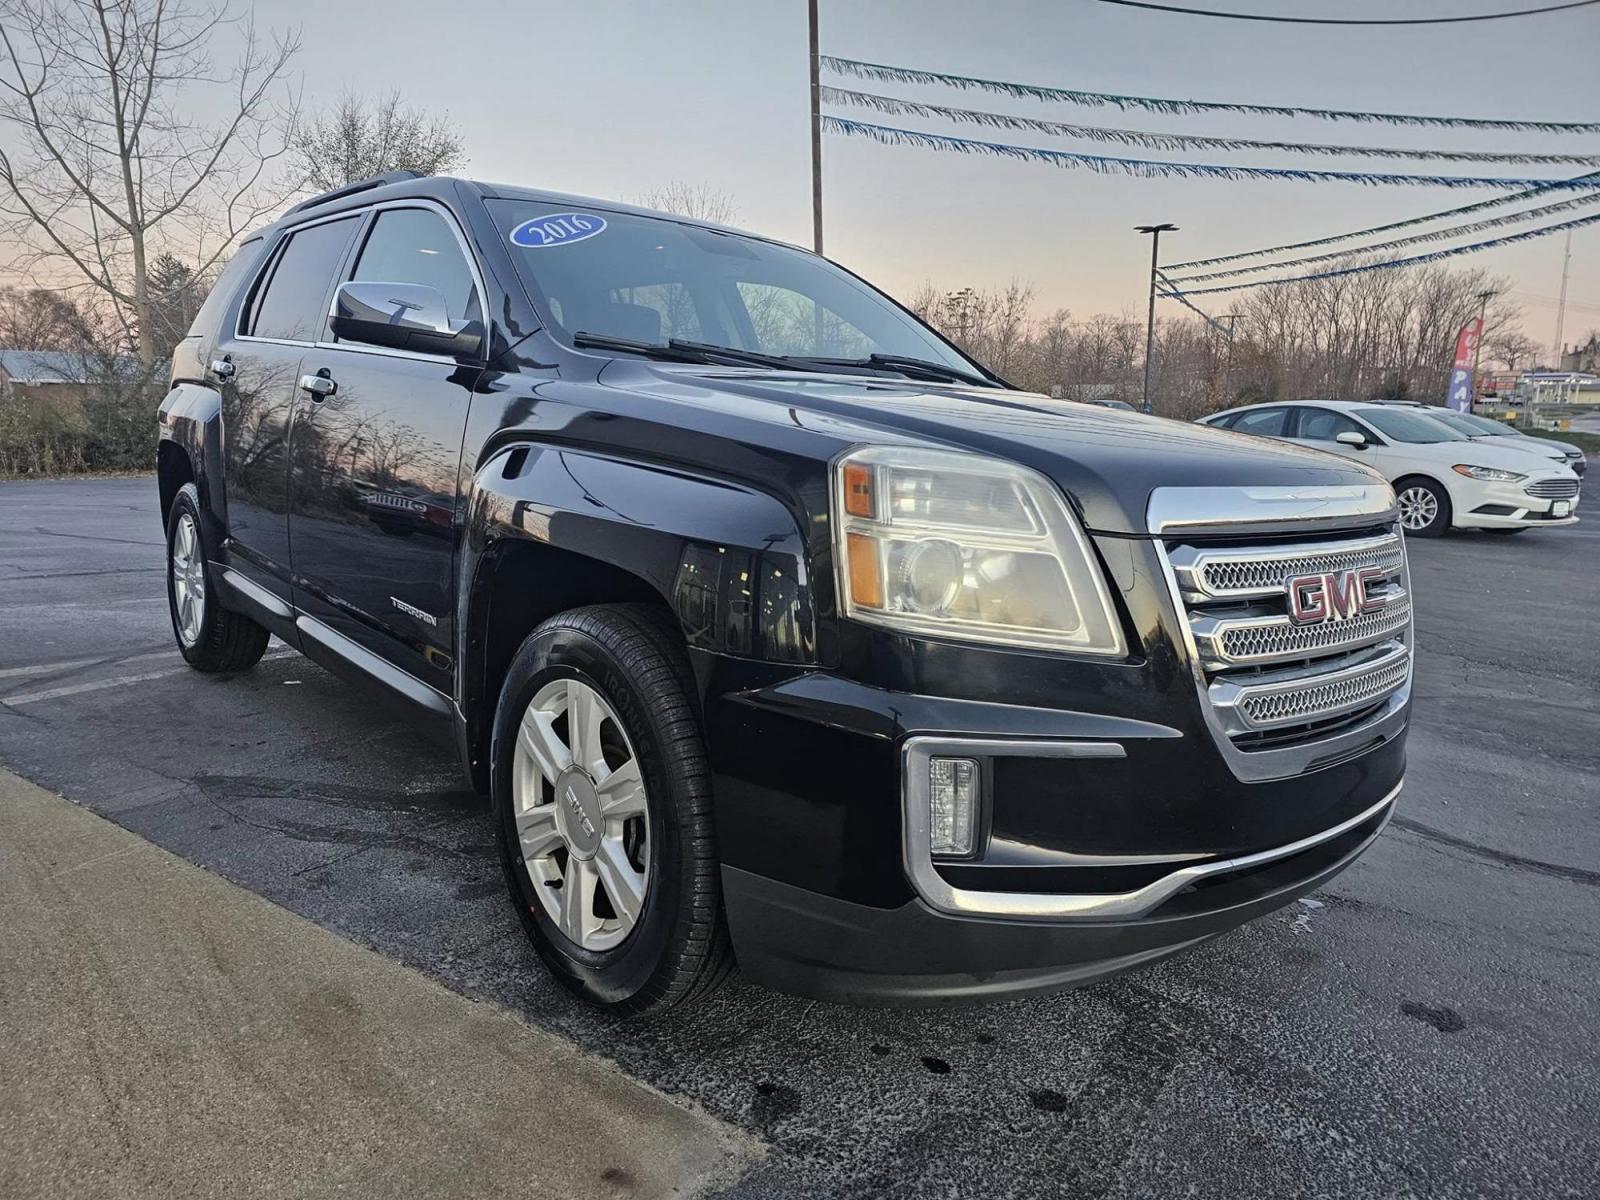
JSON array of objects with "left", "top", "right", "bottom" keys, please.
[{"left": 509, "top": 212, "right": 607, "bottom": 249}]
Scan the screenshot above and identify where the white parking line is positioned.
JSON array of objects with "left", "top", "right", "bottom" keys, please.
[
  {"left": 1, "top": 649, "right": 294, "bottom": 707},
  {"left": 0, "top": 650, "right": 177, "bottom": 680}
]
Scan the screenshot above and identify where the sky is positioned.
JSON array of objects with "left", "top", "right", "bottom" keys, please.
[{"left": 20, "top": 0, "right": 1600, "bottom": 354}]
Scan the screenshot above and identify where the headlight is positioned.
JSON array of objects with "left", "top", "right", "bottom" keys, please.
[
  {"left": 1452, "top": 464, "right": 1526, "bottom": 482},
  {"left": 833, "top": 446, "right": 1125, "bottom": 655}
]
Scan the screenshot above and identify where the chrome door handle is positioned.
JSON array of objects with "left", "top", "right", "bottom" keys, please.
[
  {"left": 299, "top": 372, "right": 337, "bottom": 400},
  {"left": 210, "top": 358, "right": 234, "bottom": 379}
]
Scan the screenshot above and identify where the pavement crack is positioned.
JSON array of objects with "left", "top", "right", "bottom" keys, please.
[{"left": 1391, "top": 817, "right": 1600, "bottom": 888}]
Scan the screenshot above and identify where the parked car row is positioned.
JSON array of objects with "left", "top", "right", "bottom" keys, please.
[{"left": 1195, "top": 400, "right": 1582, "bottom": 537}]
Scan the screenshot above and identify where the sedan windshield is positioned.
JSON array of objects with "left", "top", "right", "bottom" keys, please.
[
  {"left": 1424, "top": 409, "right": 1503, "bottom": 438},
  {"left": 489, "top": 200, "right": 980, "bottom": 377},
  {"left": 1357, "top": 407, "right": 1469, "bottom": 444}
]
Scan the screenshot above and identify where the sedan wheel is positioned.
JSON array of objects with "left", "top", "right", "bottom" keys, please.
[
  {"left": 512, "top": 677, "right": 650, "bottom": 952},
  {"left": 1396, "top": 482, "right": 1448, "bottom": 537},
  {"left": 170, "top": 512, "right": 207, "bottom": 647}
]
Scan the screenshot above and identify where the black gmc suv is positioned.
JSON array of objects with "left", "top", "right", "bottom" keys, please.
[{"left": 157, "top": 171, "right": 1410, "bottom": 1012}]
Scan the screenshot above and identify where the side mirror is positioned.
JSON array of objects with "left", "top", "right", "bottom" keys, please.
[
  {"left": 1335, "top": 431, "right": 1368, "bottom": 449},
  {"left": 330, "top": 281, "right": 483, "bottom": 359}
]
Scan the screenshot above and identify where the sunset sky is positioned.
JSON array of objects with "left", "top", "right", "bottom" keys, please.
[{"left": 16, "top": 0, "right": 1600, "bottom": 353}]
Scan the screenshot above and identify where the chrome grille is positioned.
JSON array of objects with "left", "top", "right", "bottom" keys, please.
[
  {"left": 1525, "top": 478, "right": 1579, "bottom": 499},
  {"left": 1195, "top": 595, "right": 1411, "bottom": 668},
  {"left": 1232, "top": 649, "right": 1412, "bottom": 731},
  {"left": 1163, "top": 527, "right": 1412, "bottom": 752},
  {"left": 1177, "top": 533, "right": 1405, "bottom": 601}
]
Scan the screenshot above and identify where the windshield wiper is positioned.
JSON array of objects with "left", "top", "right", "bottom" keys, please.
[
  {"left": 794, "top": 352, "right": 998, "bottom": 389},
  {"left": 572, "top": 331, "right": 814, "bottom": 372}
]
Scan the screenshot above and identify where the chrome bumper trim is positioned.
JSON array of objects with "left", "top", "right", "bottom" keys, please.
[{"left": 901, "top": 737, "right": 1400, "bottom": 922}]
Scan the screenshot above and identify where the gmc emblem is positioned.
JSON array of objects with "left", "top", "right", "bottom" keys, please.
[{"left": 1287, "top": 567, "right": 1386, "bottom": 626}]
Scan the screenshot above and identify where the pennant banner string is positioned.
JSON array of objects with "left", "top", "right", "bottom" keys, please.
[
  {"left": 822, "top": 56, "right": 1600, "bottom": 134},
  {"left": 1153, "top": 275, "right": 1238, "bottom": 336},
  {"left": 823, "top": 116, "right": 1599, "bottom": 191},
  {"left": 1165, "top": 191, "right": 1600, "bottom": 283},
  {"left": 1159, "top": 210, "right": 1600, "bottom": 297},
  {"left": 822, "top": 87, "right": 1600, "bottom": 166},
  {"left": 1164, "top": 170, "right": 1600, "bottom": 269}
]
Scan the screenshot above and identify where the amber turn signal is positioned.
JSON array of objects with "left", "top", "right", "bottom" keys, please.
[{"left": 846, "top": 533, "right": 884, "bottom": 608}]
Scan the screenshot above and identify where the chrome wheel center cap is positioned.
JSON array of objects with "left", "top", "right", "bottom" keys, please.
[{"left": 553, "top": 767, "right": 604, "bottom": 859}]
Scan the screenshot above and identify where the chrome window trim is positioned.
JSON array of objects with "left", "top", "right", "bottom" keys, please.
[
  {"left": 232, "top": 197, "right": 490, "bottom": 367},
  {"left": 901, "top": 733, "right": 1400, "bottom": 921},
  {"left": 1147, "top": 485, "right": 1412, "bottom": 783}
]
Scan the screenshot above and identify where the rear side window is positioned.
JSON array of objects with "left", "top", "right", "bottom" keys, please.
[
  {"left": 248, "top": 216, "right": 360, "bottom": 342},
  {"left": 186, "top": 239, "right": 262, "bottom": 340},
  {"left": 1230, "top": 407, "right": 1290, "bottom": 437},
  {"left": 350, "top": 208, "right": 481, "bottom": 325},
  {"left": 1295, "top": 408, "right": 1365, "bottom": 442}
]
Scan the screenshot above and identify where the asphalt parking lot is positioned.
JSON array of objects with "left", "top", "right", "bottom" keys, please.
[{"left": 3, "top": 476, "right": 1597, "bottom": 1199}]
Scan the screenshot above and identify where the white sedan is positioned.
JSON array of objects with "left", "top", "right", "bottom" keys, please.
[{"left": 1197, "top": 400, "right": 1581, "bottom": 537}]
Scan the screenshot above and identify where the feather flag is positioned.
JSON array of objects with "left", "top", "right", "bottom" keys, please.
[
  {"left": 1159, "top": 209, "right": 1600, "bottom": 297},
  {"left": 822, "top": 87, "right": 1600, "bottom": 166},
  {"left": 823, "top": 116, "right": 1600, "bottom": 191},
  {"left": 822, "top": 56, "right": 1600, "bottom": 134}
]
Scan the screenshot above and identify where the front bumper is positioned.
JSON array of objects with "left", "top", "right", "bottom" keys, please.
[
  {"left": 1455, "top": 473, "right": 1580, "bottom": 528},
  {"left": 726, "top": 781, "right": 1397, "bottom": 1004}
]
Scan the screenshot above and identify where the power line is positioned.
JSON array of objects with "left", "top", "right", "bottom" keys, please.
[
  {"left": 1160, "top": 210, "right": 1600, "bottom": 297},
  {"left": 822, "top": 56, "right": 1600, "bottom": 133},
  {"left": 824, "top": 116, "right": 1600, "bottom": 191},
  {"left": 1092, "top": 0, "right": 1600, "bottom": 24},
  {"left": 1165, "top": 191, "right": 1600, "bottom": 283},
  {"left": 1164, "top": 171, "right": 1600, "bottom": 269},
  {"left": 822, "top": 86, "right": 1600, "bottom": 165}
]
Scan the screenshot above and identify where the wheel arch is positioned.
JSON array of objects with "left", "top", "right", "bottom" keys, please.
[{"left": 454, "top": 442, "right": 818, "bottom": 792}]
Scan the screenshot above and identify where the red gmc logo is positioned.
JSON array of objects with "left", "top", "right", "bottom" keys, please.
[{"left": 1287, "top": 567, "right": 1386, "bottom": 626}]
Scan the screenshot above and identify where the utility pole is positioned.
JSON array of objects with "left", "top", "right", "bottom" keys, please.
[
  {"left": 1552, "top": 229, "right": 1572, "bottom": 367},
  {"left": 1136, "top": 224, "right": 1177, "bottom": 415},
  {"left": 1471, "top": 289, "right": 1497, "bottom": 404},
  {"left": 808, "top": 0, "right": 824, "bottom": 256},
  {"left": 1220, "top": 311, "right": 1239, "bottom": 407}
]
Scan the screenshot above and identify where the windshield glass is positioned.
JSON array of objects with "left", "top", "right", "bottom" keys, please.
[
  {"left": 1358, "top": 407, "right": 1469, "bottom": 444},
  {"left": 1453, "top": 411, "right": 1517, "bottom": 436},
  {"left": 1424, "top": 410, "right": 1499, "bottom": 438},
  {"left": 487, "top": 200, "right": 976, "bottom": 372}
]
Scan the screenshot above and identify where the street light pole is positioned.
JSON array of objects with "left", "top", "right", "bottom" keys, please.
[
  {"left": 808, "top": 0, "right": 824, "bottom": 256},
  {"left": 1471, "top": 288, "right": 1497, "bottom": 406},
  {"left": 1136, "top": 223, "right": 1177, "bottom": 415}
]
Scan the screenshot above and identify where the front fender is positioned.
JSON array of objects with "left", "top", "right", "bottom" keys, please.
[{"left": 157, "top": 382, "right": 226, "bottom": 532}]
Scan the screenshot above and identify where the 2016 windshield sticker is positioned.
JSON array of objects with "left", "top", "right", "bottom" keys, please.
[{"left": 509, "top": 213, "right": 606, "bottom": 248}]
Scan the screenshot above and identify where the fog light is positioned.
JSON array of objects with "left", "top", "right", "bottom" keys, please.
[{"left": 928, "top": 757, "right": 978, "bottom": 856}]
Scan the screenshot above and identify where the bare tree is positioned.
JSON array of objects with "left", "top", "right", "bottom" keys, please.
[
  {"left": 0, "top": 0, "right": 299, "bottom": 369},
  {"left": 0, "top": 285, "right": 85, "bottom": 348},
  {"left": 1484, "top": 329, "right": 1540, "bottom": 373},
  {"left": 631, "top": 182, "right": 738, "bottom": 225},
  {"left": 292, "top": 91, "right": 466, "bottom": 193}
]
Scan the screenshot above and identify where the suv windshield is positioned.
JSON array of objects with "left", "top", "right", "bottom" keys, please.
[
  {"left": 488, "top": 200, "right": 978, "bottom": 376},
  {"left": 1357, "top": 407, "right": 1468, "bottom": 444}
]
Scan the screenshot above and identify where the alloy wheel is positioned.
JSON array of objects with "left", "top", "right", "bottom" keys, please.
[
  {"left": 512, "top": 678, "right": 650, "bottom": 952},
  {"left": 1396, "top": 486, "right": 1438, "bottom": 532},
  {"left": 170, "top": 512, "right": 206, "bottom": 646}
]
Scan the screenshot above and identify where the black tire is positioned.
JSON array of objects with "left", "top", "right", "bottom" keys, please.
[
  {"left": 491, "top": 603, "right": 733, "bottom": 1014},
  {"left": 165, "top": 483, "right": 271, "bottom": 672},
  {"left": 1394, "top": 476, "right": 1451, "bottom": 538}
]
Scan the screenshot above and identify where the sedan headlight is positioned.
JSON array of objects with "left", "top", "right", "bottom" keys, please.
[
  {"left": 832, "top": 446, "right": 1125, "bottom": 655},
  {"left": 1452, "top": 464, "right": 1527, "bottom": 482}
]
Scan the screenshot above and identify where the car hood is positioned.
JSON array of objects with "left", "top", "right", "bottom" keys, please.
[
  {"left": 1472, "top": 435, "right": 1566, "bottom": 461},
  {"left": 1402, "top": 437, "right": 1575, "bottom": 475},
  {"left": 616, "top": 367, "right": 1386, "bottom": 535}
]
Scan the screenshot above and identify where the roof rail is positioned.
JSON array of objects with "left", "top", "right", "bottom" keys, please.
[{"left": 286, "top": 169, "right": 426, "bottom": 216}]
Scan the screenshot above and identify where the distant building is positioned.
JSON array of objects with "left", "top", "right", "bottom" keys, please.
[
  {"left": 0, "top": 349, "right": 94, "bottom": 415},
  {"left": 1560, "top": 334, "right": 1600, "bottom": 374}
]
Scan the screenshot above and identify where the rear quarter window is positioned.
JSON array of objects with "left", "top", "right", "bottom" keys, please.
[{"left": 185, "top": 238, "right": 263, "bottom": 340}]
